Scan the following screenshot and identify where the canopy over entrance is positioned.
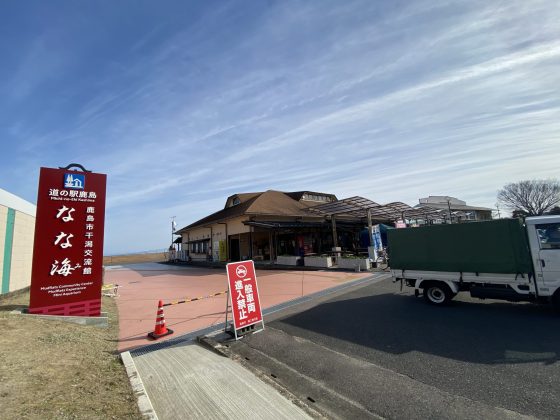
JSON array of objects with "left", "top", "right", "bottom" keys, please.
[
  {"left": 306, "top": 195, "right": 452, "bottom": 222},
  {"left": 305, "top": 196, "right": 457, "bottom": 250}
]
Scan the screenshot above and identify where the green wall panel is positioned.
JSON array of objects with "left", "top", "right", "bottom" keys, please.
[{"left": 2, "top": 208, "right": 16, "bottom": 293}]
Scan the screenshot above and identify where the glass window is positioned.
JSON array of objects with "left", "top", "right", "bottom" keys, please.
[{"left": 536, "top": 223, "right": 560, "bottom": 249}]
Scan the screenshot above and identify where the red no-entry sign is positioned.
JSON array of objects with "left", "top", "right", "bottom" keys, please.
[
  {"left": 29, "top": 166, "right": 107, "bottom": 316},
  {"left": 226, "top": 260, "right": 263, "bottom": 335}
]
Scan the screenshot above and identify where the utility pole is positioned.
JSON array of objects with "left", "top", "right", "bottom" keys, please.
[
  {"left": 171, "top": 216, "right": 176, "bottom": 247},
  {"left": 446, "top": 197, "right": 453, "bottom": 224},
  {"left": 495, "top": 204, "right": 501, "bottom": 219}
]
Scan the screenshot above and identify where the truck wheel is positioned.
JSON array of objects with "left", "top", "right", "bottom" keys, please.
[
  {"left": 552, "top": 292, "right": 560, "bottom": 314},
  {"left": 423, "top": 282, "right": 453, "bottom": 305}
]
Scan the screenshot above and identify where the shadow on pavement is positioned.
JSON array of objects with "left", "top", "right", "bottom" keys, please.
[{"left": 276, "top": 291, "right": 560, "bottom": 365}]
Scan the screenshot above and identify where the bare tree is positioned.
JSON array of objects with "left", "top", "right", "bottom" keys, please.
[{"left": 497, "top": 179, "right": 560, "bottom": 216}]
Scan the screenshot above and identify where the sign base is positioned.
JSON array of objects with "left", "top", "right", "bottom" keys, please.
[
  {"left": 227, "top": 321, "right": 265, "bottom": 340},
  {"left": 28, "top": 298, "right": 101, "bottom": 317}
]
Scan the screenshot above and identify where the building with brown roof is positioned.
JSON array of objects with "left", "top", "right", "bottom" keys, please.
[{"left": 175, "top": 190, "right": 356, "bottom": 262}]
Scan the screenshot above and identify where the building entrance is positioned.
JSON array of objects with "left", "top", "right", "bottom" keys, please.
[{"left": 230, "top": 238, "right": 240, "bottom": 261}]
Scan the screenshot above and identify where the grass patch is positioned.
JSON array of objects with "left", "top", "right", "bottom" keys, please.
[{"left": 0, "top": 292, "right": 142, "bottom": 420}]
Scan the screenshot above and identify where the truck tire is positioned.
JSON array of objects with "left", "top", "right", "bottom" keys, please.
[
  {"left": 552, "top": 292, "right": 560, "bottom": 314},
  {"left": 423, "top": 282, "right": 454, "bottom": 306}
]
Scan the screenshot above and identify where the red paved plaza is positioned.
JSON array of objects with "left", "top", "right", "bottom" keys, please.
[{"left": 106, "top": 263, "right": 369, "bottom": 351}]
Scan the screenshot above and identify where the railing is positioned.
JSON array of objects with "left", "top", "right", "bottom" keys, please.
[{"left": 166, "top": 250, "right": 189, "bottom": 262}]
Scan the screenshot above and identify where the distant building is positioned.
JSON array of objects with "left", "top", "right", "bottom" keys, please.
[
  {"left": 0, "top": 188, "right": 36, "bottom": 295},
  {"left": 415, "top": 196, "right": 493, "bottom": 223}
]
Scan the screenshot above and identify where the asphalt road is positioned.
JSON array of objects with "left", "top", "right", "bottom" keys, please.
[{"left": 227, "top": 276, "right": 560, "bottom": 419}]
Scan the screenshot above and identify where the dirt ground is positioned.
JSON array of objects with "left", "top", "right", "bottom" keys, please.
[
  {"left": 103, "top": 251, "right": 166, "bottom": 266},
  {"left": 0, "top": 291, "right": 141, "bottom": 420}
]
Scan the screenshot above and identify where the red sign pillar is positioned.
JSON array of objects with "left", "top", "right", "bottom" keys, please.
[
  {"left": 226, "top": 260, "right": 264, "bottom": 334},
  {"left": 29, "top": 166, "right": 107, "bottom": 317}
]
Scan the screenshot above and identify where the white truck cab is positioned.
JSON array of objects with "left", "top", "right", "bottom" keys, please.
[{"left": 525, "top": 216, "right": 560, "bottom": 292}]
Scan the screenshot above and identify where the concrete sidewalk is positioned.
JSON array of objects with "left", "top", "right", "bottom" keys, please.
[{"left": 128, "top": 342, "right": 312, "bottom": 420}]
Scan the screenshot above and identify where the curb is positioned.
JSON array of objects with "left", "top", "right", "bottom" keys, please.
[
  {"left": 196, "top": 333, "right": 234, "bottom": 357},
  {"left": 121, "top": 351, "right": 158, "bottom": 419}
]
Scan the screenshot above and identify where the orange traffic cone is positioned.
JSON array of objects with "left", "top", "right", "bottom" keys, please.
[{"left": 147, "top": 300, "right": 174, "bottom": 339}]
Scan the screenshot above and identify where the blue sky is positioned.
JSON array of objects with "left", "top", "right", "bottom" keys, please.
[{"left": 1, "top": 0, "right": 559, "bottom": 254}]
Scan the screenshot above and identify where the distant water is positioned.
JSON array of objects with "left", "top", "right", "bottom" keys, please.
[{"left": 105, "top": 249, "right": 166, "bottom": 257}]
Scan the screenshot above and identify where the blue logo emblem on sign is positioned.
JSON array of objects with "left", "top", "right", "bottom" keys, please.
[{"left": 64, "top": 173, "right": 85, "bottom": 190}]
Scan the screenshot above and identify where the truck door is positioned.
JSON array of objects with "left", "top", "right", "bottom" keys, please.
[{"left": 535, "top": 222, "right": 560, "bottom": 285}]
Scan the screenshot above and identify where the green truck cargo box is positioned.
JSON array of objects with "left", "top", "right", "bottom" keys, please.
[{"left": 387, "top": 219, "right": 533, "bottom": 274}]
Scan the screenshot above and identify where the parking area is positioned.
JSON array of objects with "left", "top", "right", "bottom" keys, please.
[
  {"left": 226, "top": 277, "right": 560, "bottom": 419},
  {"left": 105, "top": 263, "right": 369, "bottom": 351}
]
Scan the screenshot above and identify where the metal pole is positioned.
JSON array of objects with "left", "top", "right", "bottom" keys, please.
[
  {"left": 249, "top": 227, "right": 253, "bottom": 259},
  {"left": 275, "top": 230, "right": 279, "bottom": 263},
  {"left": 367, "top": 209, "right": 373, "bottom": 240},
  {"left": 367, "top": 208, "right": 375, "bottom": 260},
  {"left": 225, "top": 223, "right": 228, "bottom": 261},
  {"left": 224, "top": 287, "right": 230, "bottom": 333},
  {"left": 209, "top": 226, "right": 213, "bottom": 261},
  {"left": 331, "top": 215, "right": 338, "bottom": 248},
  {"left": 269, "top": 230, "right": 273, "bottom": 263}
]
